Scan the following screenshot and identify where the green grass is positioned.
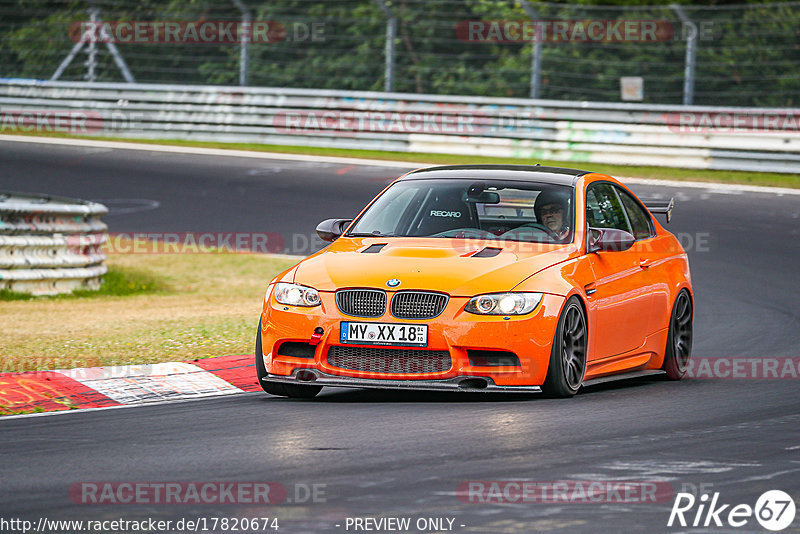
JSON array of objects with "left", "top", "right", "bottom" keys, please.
[
  {"left": 0, "top": 396, "right": 78, "bottom": 416},
  {"left": 0, "top": 266, "right": 163, "bottom": 301},
  {"left": 3, "top": 130, "right": 798, "bottom": 189},
  {"left": 0, "top": 288, "right": 35, "bottom": 301},
  {"left": 72, "top": 267, "right": 163, "bottom": 297},
  {"left": 0, "top": 244, "right": 297, "bottom": 372},
  {"left": 0, "top": 405, "right": 45, "bottom": 416}
]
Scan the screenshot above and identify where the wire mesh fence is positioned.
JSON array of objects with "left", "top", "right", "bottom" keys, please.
[{"left": 0, "top": 0, "right": 798, "bottom": 107}]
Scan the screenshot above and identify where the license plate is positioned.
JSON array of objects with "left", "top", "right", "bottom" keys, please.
[{"left": 340, "top": 321, "right": 428, "bottom": 347}]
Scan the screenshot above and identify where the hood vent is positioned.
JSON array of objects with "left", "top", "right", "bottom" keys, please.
[
  {"left": 472, "top": 247, "right": 502, "bottom": 258},
  {"left": 361, "top": 243, "right": 387, "bottom": 254}
]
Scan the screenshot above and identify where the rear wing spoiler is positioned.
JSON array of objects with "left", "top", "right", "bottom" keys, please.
[{"left": 642, "top": 198, "right": 674, "bottom": 223}]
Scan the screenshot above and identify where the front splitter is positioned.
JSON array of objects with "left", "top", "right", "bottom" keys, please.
[{"left": 264, "top": 370, "right": 541, "bottom": 393}]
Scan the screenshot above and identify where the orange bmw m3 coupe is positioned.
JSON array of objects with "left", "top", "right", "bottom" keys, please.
[{"left": 256, "top": 165, "right": 693, "bottom": 398}]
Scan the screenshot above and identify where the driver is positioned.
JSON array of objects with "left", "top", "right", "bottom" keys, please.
[{"left": 533, "top": 191, "right": 570, "bottom": 240}]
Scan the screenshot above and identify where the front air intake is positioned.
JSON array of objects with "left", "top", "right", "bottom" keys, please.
[
  {"left": 327, "top": 346, "right": 451, "bottom": 374},
  {"left": 472, "top": 247, "right": 502, "bottom": 258},
  {"left": 467, "top": 349, "right": 521, "bottom": 367},
  {"left": 361, "top": 244, "right": 387, "bottom": 253},
  {"left": 276, "top": 341, "right": 316, "bottom": 359},
  {"left": 390, "top": 291, "right": 449, "bottom": 319},
  {"left": 335, "top": 289, "right": 387, "bottom": 317}
]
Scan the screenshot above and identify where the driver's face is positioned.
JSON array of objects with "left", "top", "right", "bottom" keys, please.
[{"left": 540, "top": 203, "right": 564, "bottom": 232}]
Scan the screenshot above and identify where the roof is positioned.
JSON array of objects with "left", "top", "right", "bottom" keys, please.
[{"left": 400, "top": 164, "right": 591, "bottom": 186}]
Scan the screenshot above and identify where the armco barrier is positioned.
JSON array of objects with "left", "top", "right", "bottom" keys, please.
[
  {"left": 0, "top": 192, "right": 108, "bottom": 295},
  {"left": 0, "top": 79, "right": 799, "bottom": 174}
]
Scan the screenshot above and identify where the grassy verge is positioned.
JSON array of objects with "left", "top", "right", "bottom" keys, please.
[
  {"left": 3, "top": 130, "right": 798, "bottom": 189},
  {"left": 0, "top": 405, "right": 46, "bottom": 416},
  {"left": 0, "top": 267, "right": 163, "bottom": 301},
  {"left": 0, "top": 243, "right": 296, "bottom": 373}
]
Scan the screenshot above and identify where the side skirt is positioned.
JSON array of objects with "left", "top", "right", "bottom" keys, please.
[{"left": 582, "top": 369, "right": 665, "bottom": 387}]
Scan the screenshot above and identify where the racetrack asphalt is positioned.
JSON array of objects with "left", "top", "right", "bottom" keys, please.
[{"left": 1, "top": 139, "right": 799, "bottom": 532}]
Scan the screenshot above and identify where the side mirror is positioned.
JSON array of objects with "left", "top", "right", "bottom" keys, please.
[
  {"left": 587, "top": 227, "right": 635, "bottom": 253},
  {"left": 316, "top": 218, "right": 353, "bottom": 242}
]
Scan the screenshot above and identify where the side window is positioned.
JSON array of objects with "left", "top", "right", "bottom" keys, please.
[
  {"left": 617, "top": 187, "right": 654, "bottom": 240},
  {"left": 586, "top": 183, "right": 631, "bottom": 233}
]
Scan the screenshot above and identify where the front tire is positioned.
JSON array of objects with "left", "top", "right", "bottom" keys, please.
[
  {"left": 663, "top": 289, "right": 693, "bottom": 380},
  {"left": 542, "top": 297, "right": 587, "bottom": 398},
  {"left": 255, "top": 314, "right": 322, "bottom": 399}
]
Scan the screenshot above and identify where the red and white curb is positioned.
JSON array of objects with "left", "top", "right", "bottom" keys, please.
[{"left": 0, "top": 354, "right": 260, "bottom": 418}]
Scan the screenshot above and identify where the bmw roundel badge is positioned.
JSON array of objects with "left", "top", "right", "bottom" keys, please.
[{"left": 386, "top": 278, "right": 401, "bottom": 288}]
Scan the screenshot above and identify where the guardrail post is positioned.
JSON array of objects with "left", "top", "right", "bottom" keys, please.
[
  {"left": 374, "top": 0, "right": 396, "bottom": 92},
  {"left": 232, "top": 0, "right": 251, "bottom": 86},
  {"left": 520, "top": 0, "right": 542, "bottom": 99},
  {"left": 672, "top": 4, "right": 697, "bottom": 106}
]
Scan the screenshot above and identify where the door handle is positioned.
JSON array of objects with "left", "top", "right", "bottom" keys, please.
[{"left": 639, "top": 259, "right": 652, "bottom": 269}]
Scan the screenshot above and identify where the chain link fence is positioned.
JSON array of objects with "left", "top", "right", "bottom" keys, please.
[{"left": 0, "top": 0, "right": 798, "bottom": 107}]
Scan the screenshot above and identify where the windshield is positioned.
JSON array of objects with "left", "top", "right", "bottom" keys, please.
[{"left": 347, "top": 179, "right": 574, "bottom": 244}]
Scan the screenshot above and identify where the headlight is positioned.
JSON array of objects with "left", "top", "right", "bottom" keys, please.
[
  {"left": 465, "top": 292, "right": 542, "bottom": 315},
  {"left": 274, "top": 283, "right": 321, "bottom": 307}
]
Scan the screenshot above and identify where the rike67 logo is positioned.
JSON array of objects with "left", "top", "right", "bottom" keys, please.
[{"left": 668, "top": 490, "right": 796, "bottom": 531}]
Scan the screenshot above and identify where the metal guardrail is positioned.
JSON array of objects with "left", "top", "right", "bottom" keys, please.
[
  {"left": 1, "top": 79, "right": 799, "bottom": 174},
  {"left": 0, "top": 191, "right": 108, "bottom": 295}
]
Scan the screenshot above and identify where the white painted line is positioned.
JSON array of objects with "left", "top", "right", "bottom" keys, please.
[
  {"left": 2, "top": 134, "right": 798, "bottom": 196},
  {"left": 0, "top": 134, "right": 427, "bottom": 169},
  {"left": 738, "top": 467, "right": 800, "bottom": 482}
]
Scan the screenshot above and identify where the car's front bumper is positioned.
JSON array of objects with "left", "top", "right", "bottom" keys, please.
[
  {"left": 260, "top": 289, "right": 565, "bottom": 388},
  {"left": 264, "top": 369, "right": 542, "bottom": 393}
]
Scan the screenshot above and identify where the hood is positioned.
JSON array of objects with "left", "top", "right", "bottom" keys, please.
[{"left": 293, "top": 237, "right": 576, "bottom": 296}]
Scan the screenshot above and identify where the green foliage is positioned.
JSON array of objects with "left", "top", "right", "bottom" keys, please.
[
  {"left": 0, "top": 0, "right": 797, "bottom": 106},
  {"left": 0, "top": 267, "right": 163, "bottom": 301},
  {"left": 72, "top": 267, "right": 163, "bottom": 297}
]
